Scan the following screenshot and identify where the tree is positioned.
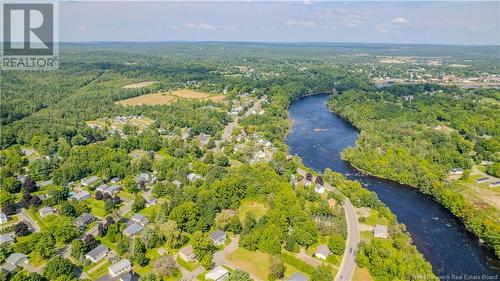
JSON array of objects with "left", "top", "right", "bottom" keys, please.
[
  {"left": 44, "top": 216, "right": 80, "bottom": 243},
  {"left": 95, "top": 190, "right": 103, "bottom": 200},
  {"left": 305, "top": 173, "right": 313, "bottom": 181},
  {"left": 30, "top": 195, "right": 42, "bottom": 207},
  {"left": 160, "top": 221, "right": 184, "bottom": 249},
  {"left": 169, "top": 202, "right": 199, "bottom": 233},
  {"left": 122, "top": 175, "right": 140, "bottom": 194},
  {"left": 227, "top": 216, "right": 242, "bottom": 234},
  {"left": 59, "top": 202, "right": 77, "bottom": 217},
  {"left": 311, "top": 266, "right": 334, "bottom": 281},
  {"left": 328, "top": 233, "right": 345, "bottom": 255},
  {"left": 71, "top": 239, "right": 87, "bottom": 260},
  {"left": 141, "top": 228, "right": 164, "bottom": 250},
  {"left": 139, "top": 273, "right": 157, "bottom": 281},
  {"left": 152, "top": 255, "right": 178, "bottom": 277},
  {"left": 42, "top": 257, "right": 74, "bottom": 280},
  {"left": 14, "top": 222, "right": 30, "bottom": 236},
  {"left": 315, "top": 175, "right": 324, "bottom": 186},
  {"left": 227, "top": 270, "right": 252, "bottom": 281},
  {"left": 268, "top": 256, "right": 285, "bottom": 280},
  {"left": 35, "top": 233, "right": 56, "bottom": 259},
  {"left": 0, "top": 245, "right": 10, "bottom": 264},
  {"left": 191, "top": 232, "right": 214, "bottom": 269},
  {"left": 2, "top": 177, "right": 21, "bottom": 194},
  {"left": 82, "top": 234, "right": 98, "bottom": 250},
  {"left": 132, "top": 196, "right": 146, "bottom": 213},
  {"left": 1, "top": 202, "right": 16, "bottom": 215}
]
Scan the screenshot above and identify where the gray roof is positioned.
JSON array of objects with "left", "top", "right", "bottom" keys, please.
[
  {"left": 0, "top": 234, "right": 14, "bottom": 245},
  {"left": 179, "top": 245, "right": 194, "bottom": 256},
  {"left": 86, "top": 245, "right": 109, "bottom": 260},
  {"left": 288, "top": 272, "right": 308, "bottom": 281},
  {"left": 1, "top": 262, "right": 17, "bottom": 273},
  {"left": 119, "top": 272, "right": 139, "bottom": 281},
  {"left": 82, "top": 176, "right": 99, "bottom": 185},
  {"left": 6, "top": 253, "right": 27, "bottom": 266},
  {"left": 210, "top": 229, "right": 226, "bottom": 241},
  {"left": 131, "top": 213, "right": 148, "bottom": 225},
  {"left": 374, "top": 224, "right": 388, "bottom": 236},
  {"left": 123, "top": 223, "right": 143, "bottom": 236},
  {"left": 315, "top": 244, "right": 331, "bottom": 257},
  {"left": 108, "top": 259, "right": 131, "bottom": 275}
]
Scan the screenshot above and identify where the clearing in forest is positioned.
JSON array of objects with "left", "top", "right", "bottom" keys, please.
[
  {"left": 116, "top": 89, "right": 225, "bottom": 106},
  {"left": 122, "top": 81, "right": 157, "bottom": 89}
]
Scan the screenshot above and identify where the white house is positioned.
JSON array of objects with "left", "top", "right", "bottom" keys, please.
[
  {"left": 179, "top": 245, "right": 196, "bottom": 262},
  {"left": 6, "top": 253, "right": 28, "bottom": 267},
  {"left": 72, "top": 191, "right": 91, "bottom": 201},
  {"left": 81, "top": 176, "right": 99, "bottom": 186},
  {"left": 130, "top": 213, "right": 149, "bottom": 226},
  {"left": 205, "top": 266, "right": 229, "bottom": 281},
  {"left": 374, "top": 224, "right": 388, "bottom": 239},
  {"left": 108, "top": 259, "right": 132, "bottom": 277},
  {"left": 314, "top": 183, "right": 325, "bottom": 194},
  {"left": 314, "top": 244, "right": 331, "bottom": 260},
  {"left": 187, "top": 173, "right": 202, "bottom": 182},
  {"left": 210, "top": 229, "right": 226, "bottom": 246},
  {"left": 0, "top": 234, "right": 14, "bottom": 245},
  {"left": 0, "top": 212, "right": 8, "bottom": 224},
  {"left": 85, "top": 245, "right": 109, "bottom": 263}
]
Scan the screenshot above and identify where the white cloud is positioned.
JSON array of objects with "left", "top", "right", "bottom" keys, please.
[
  {"left": 183, "top": 22, "right": 235, "bottom": 31},
  {"left": 302, "top": 0, "right": 313, "bottom": 5},
  {"left": 285, "top": 20, "right": 318, "bottom": 27},
  {"left": 79, "top": 25, "right": 89, "bottom": 32},
  {"left": 376, "top": 24, "right": 389, "bottom": 33},
  {"left": 390, "top": 17, "right": 410, "bottom": 25}
]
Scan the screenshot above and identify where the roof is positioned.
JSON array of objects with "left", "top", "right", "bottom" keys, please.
[
  {"left": 39, "top": 207, "right": 53, "bottom": 215},
  {"left": 82, "top": 176, "right": 99, "bottom": 185},
  {"left": 123, "top": 223, "right": 143, "bottom": 236},
  {"left": 108, "top": 259, "right": 131, "bottom": 275},
  {"left": 119, "top": 272, "right": 139, "bottom": 281},
  {"left": 1, "top": 262, "right": 17, "bottom": 273},
  {"left": 315, "top": 244, "right": 331, "bottom": 257},
  {"left": 6, "top": 253, "right": 27, "bottom": 265},
  {"left": 210, "top": 229, "right": 226, "bottom": 241},
  {"left": 205, "top": 266, "right": 229, "bottom": 280},
  {"left": 179, "top": 245, "right": 194, "bottom": 256},
  {"left": 288, "top": 272, "right": 308, "bottom": 281},
  {"left": 0, "top": 212, "right": 7, "bottom": 219},
  {"left": 75, "top": 191, "right": 90, "bottom": 199},
  {"left": 374, "top": 224, "right": 388, "bottom": 235},
  {"left": 131, "top": 213, "right": 148, "bottom": 225},
  {"left": 86, "top": 245, "right": 109, "bottom": 260},
  {"left": 0, "top": 234, "right": 14, "bottom": 244}
]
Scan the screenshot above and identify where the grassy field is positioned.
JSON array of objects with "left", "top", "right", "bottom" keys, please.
[
  {"left": 176, "top": 256, "right": 201, "bottom": 271},
  {"left": 353, "top": 266, "right": 374, "bottom": 281},
  {"left": 227, "top": 248, "right": 270, "bottom": 280},
  {"left": 87, "top": 260, "right": 111, "bottom": 280},
  {"left": 122, "top": 81, "right": 157, "bottom": 89},
  {"left": 87, "top": 198, "right": 107, "bottom": 218},
  {"left": 115, "top": 89, "right": 225, "bottom": 107},
  {"left": 237, "top": 199, "right": 268, "bottom": 221},
  {"left": 364, "top": 209, "right": 389, "bottom": 226}
]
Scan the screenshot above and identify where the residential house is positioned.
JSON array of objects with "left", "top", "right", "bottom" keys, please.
[
  {"left": 85, "top": 245, "right": 109, "bottom": 263},
  {"left": 16, "top": 175, "right": 29, "bottom": 185},
  {"left": 0, "top": 263, "right": 16, "bottom": 274},
  {"left": 179, "top": 245, "right": 196, "bottom": 262},
  {"left": 81, "top": 176, "right": 100, "bottom": 186},
  {"left": 210, "top": 229, "right": 226, "bottom": 246},
  {"left": 6, "top": 253, "right": 28, "bottom": 267},
  {"left": 0, "top": 234, "right": 14, "bottom": 245},
  {"left": 205, "top": 266, "right": 229, "bottom": 281},
  {"left": 118, "top": 272, "right": 139, "bottom": 281},
  {"left": 110, "top": 177, "right": 121, "bottom": 184},
  {"left": 146, "top": 198, "right": 157, "bottom": 207},
  {"left": 475, "top": 177, "right": 491, "bottom": 184},
  {"left": 130, "top": 214, "right": 149, "bottom": 226},
  {"left": 106, "top": 185, "right": 121, "bottom": 195},
  {"left": 490, "top": 181, "right": 500, "bottom": 188},
  {"left": 39, "top": 207, "right": 54, "bottom": 218},
  {"left": 96, "top": 184, "right": 109, "bottom": 193},
  {"left": 288, "top": 272, "right": 308, "bottom": 281},
  {"left": 0, "top": 212, "right": 8, "bottom": 224},
  {"left": 314, "top": 244, "right": 331, "bottom": 260},
  {"left": 374, "top": 224, "right": 389, "bottom": 239},
  {"left": 314, "top": 183, "right": 325, "bottom": 194},
  {"left": 187, "top": 173, "right": 202, "bottom": 182},
  {"left": 108, "top": 259, "right": 132, "bottom": 277},
  {"left": 123, "top": 223, "right": 143, "bottom": 237},
  {"left": 72, "top": 191, "right": 91, "bottom": 201},
  {"left": 172, "top": 180, "right": 182, "bottom": 188},
  {"left": 198, "top": 133, "right": 211, "bottom": 147},
  {"left": 449, "top": 168, "right": 464, "bottom": 176},
  {"left": 75, "top": 213, "right": 95, "bottom": 230}
]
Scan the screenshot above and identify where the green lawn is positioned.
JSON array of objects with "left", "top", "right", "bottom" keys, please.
[
  {"left": 27, "top": 252, "right": 46, "bottom": 267},
  {"left": 237, "top": 199, "right": 268, "bottom": 221},
  {"left": 87, "top": 198, "right": 107, "bottom": 218},
  {"left": 139, "top": 205, "right": 160, "bottom": 221},
  {"left": 364, "top": 209, "right": 388, "bottom": 226},
  {"left": 227, "top": 248, "right": 270, "bottom": 280},
  {"left": 87, "top": 261, "right": 111, "bottom": 280},
  {"left": 176, "top": 256, "right": 201, "bottom": 271}
]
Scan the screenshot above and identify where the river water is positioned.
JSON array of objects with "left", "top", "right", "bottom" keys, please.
[{"left": 286, "top": 94, "right": 499, "bottom": 279}]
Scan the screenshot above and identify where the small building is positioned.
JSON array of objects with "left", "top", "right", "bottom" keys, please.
[
  {"left": 110, "top": 177, "right": 121, "bottom": 184},
  {"left": 490, "top": 181, "right": 500, "bottom": 188},
  {"left": 118, "top": 272, "right": 139, "bottom": 281},
  {"left": 187, "top": 173, "right": 202, "bottom": 182},
  {"left": 288, "top": 272, "right": 308, "bottom": 281},
  {"left": 81, "top": 176, "right": 100, "bottom": 186},
  {"left": 179, "top": 245, "right": 196, "bottom": 262},
  {"left": 449, "top": 168, "right": 464, "bottom": 176},
  {"left": 475, "top": 177, "right": 491, "bottom": 184},
  {"left": 106, "top": 185, "right": 121, "bottom": 195},
  {"left": 374, "top": 224, "right": 389, "bottom": 239},
  {"left": 96, "top": 184, "right": 109, "bottom": 193},
  {"left": 205, "top": 265, "right": 229, "bottom": 281},
  {"left": 39, "top": 207, "right": 54, "bottom": 218},
  {"left": 146, "top": 198, "right": 157, "bottom": 207},
  {"left": 6, "top": 253, "right": 28, "bottom": 266},
  {"left": 75, "top": 213, "right": 95, "bottom": 229},
  {"left": 172, "top": 180, "right": 182, "bottom": 188},
  {"left": 0, "top": 234, "right": 14, "bottom": 245},
  {"left": 314, "top": 183, "right": 325, "bottom": 194},
  {"left": 314, "top": 244, "right": 331, "bottom": 260},
  {"left": 85, "top": 245, "right": 109, "bottom": 263},
  {"left": 108, "top": 259, "right": 132, "bottom": 277},
  {"left": 72, "top": 191, "right": 91, "bottom": 201},
  {"left": 1, "top": 262, "right": 17, "bottom": 274},
  {"left": 123, "top": 223, "right": 143, "bottom": 237},
  {"left": 130, "top": 214, "right": 149, "bottom": 226},
  {"left": 210, "top": 229, "right": 226, "bottom": 246},
  {"left": 0, "top": 212, "right": 8, "bottom": 224}
]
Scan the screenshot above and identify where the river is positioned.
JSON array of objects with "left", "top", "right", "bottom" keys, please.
[{"left": 285, "top": 94, "right": 499, "bottom": 279}]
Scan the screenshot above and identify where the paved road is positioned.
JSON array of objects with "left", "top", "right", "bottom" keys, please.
[
  {"left": 296, "top": 168, "right": 360, "bottom": 281},
  {"left": 17, "top": 209, "right": 40, "bottom": 232}
]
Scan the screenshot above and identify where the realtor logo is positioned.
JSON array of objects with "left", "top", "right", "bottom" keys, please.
[{"left": 2, "top": 2, "right": 58, "bottom": 70}]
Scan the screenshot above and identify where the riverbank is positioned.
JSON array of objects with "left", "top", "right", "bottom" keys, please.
[
  {"left": 326, "top": 92, "right": 500, "bottom": 263},
  {"left": 285, "top": 93, "right": 500, "bottom": 277}
]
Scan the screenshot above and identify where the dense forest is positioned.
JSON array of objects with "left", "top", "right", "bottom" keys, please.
[{"left": 328, "top": 85, "right": 500, "bottom": 257}]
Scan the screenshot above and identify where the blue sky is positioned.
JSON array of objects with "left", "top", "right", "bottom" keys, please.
[{"left": 60, "top": 1, "right": 500, "bottom": 45}]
